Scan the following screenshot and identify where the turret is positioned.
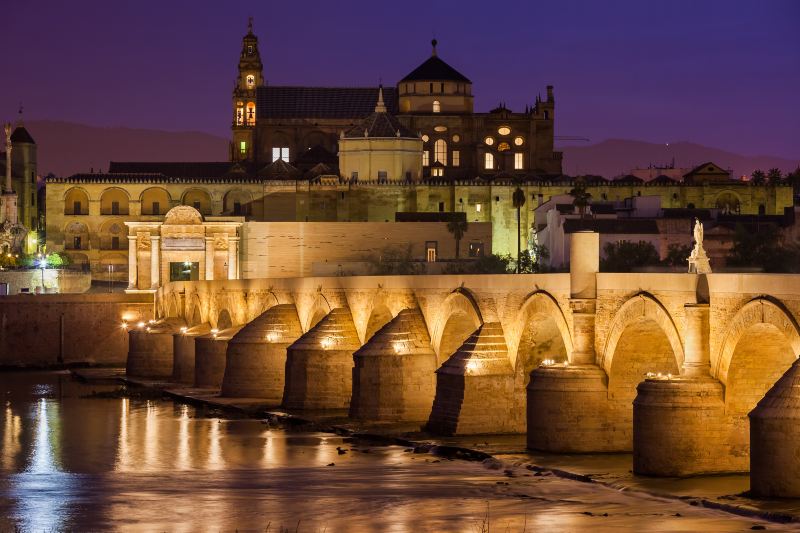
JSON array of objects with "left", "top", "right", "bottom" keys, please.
[{"left": 231, "top": 17, "right": 263, "bottom": 162}]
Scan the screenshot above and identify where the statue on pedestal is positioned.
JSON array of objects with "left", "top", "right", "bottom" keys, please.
[{"left": 688, "top": 218, "right": 711, "bottom": 274}]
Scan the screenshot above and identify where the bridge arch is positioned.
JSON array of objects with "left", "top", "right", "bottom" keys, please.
[
  {"left": 304, "top": 294, "right": 333, "bottom": 332},
  {"left": 186, "top": 293, "right": 205, "bottom": 326},
  {"left": 601, "top": 292, "right": 684, "bottom": 376},
  {"left": 431, "top": 288, "right": 483, "bottom": 364},
  {"left": 716, "top": 297, "right": 800, "bottom": 416},
  {"left": 216, "top": 309, "right": 233, "bottom": 330},
  {"left": 512, "top": 291, "right": 573, "bottom": 371},
  {"left": 364, "top": 302, "right": 394, "bottom": 344},
  {"left": 601, "top": 293, "right": 684, "bottom": 447}
]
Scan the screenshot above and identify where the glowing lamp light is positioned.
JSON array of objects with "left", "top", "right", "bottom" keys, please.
[
  {"left": 137, "top": 322, "right": 146, "bottom": 329},
  {"left": 211, "top": 328, "right": 219, "bottom": 334},
  {"left": 265, "top": 332, "right": 279, "bottom": 343},
  {"left": 121, "top": 322, "right": 128, "bottom": 329},
  {"left": 466, "top": 359, "right": 479, "bottom": 372},
  {"left": 145, "top": 327, "right": 151, "bottom": 332},
  {"left": 180, "top": 327, "right": 188, "bottom": 334},
  {"left": 148, "top": 319, "right": 156, "bottom": 325},
  {"left": 541, "top": 358, "right": 555, "bottom": 367},
  {"left": 320, "top": 337, "right": 334, "bottom": 350},
  {"left": 392, "top": 341, "right": 405, "bottom": 354}
]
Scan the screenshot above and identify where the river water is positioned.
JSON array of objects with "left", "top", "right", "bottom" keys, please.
[{"left": 0, "top": 371, "right": 790, "bottom": 532}]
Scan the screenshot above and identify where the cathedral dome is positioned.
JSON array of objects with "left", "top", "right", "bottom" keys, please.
[{"left": 344, "top": 87, "right": 417, "bottom": 139}]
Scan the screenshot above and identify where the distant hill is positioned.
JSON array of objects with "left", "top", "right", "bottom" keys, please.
[
  {"left": 23, "top": 120, "right": 229, "bottom": 177},
  {"left": 16, "top": 121, "right": 799, "bottom": 180},
  {"left": 559, "top": 139, "right": 799, "bottom": 179}
]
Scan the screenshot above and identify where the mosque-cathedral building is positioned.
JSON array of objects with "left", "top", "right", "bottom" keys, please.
[{"left": 40, "top": 20, "right": 793, "bottom": 290}]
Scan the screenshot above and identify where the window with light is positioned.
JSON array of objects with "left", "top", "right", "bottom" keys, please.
[
  {"left": 452, "top": 151, "right": 460, "bottom": 167},
  {"left": 246, "top": 74, "right": 255, "bottom": 89},
  {"left": 423, "top": 150, "right": 430, "bottom": 166},
  {"left": 485, "top": 153, "right": 494, "bottom": 169},
  {"left": 240, "top": 141, "right": 247, "bottom": 155},
  {"left": 484, "top": 136, "right": 494, "bottom": 146},
  {"left": 498, "top": 126, "right": 511, "bottom": 136},
  {"left": 235, "top": 105, "right": 244, "bottom": 126},
  {"left": 272, "top": 147, "right": 289, "bottom": 162},
  {"left": 514, "top": 153, "right": 523, "bottom": 169},
  {"left": 514, "top": 136, "right": 524, "bottom": 146},
  {"left": 498, "top": 142, "right": 510, "bottom": 152},
  {"left": 246, "top": 102, "right": 256, "bottom": 125},
  {"left": 432, "top": 168, "right": 443, "bottom": 177},
  {"left": 434, "top": 139, "right": 447, "bottom": 165},
  {"left": 432, "top": 100, "right": 441, "bottom": 113}
]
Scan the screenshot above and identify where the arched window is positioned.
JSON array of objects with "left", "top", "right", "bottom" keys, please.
[
  {"left": 64, "top": 188, "right": 89, "bottom": 215},
  {"left": 235, "top": 102, "right": 244, "bottom": 126},
  {"left": 246, "top": 74, "right": 255, "bottom": 89},
  {"left": 246, "top": 102, "right": 256, "bottom": 125},
  {"left": 100, "top": 188, "right": 129, "bottom": 215},
  {"left": 141, "top": 187, "right": 171, "bottom": 216},
  {"left": 432, "top": 100, "right": 441, "bottom": 113},
  {"left": 485, "top": 153, "right": 494, "bottom": 170},
  {"left": 434, "top": 139, "right": 447, "bottom": 165}
]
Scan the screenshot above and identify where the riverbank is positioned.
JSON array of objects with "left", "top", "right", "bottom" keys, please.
[{"left": 71, "top": 367, "right": 800, "bottom": 527}]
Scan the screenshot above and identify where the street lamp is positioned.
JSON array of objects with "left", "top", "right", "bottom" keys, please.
[{"left": 37, "top": 255, "right": 47, "bottom": 292}]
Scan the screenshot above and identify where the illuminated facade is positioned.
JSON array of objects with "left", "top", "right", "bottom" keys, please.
[{"left": 229, "top": 22, "right": 561, "bottom": 179}]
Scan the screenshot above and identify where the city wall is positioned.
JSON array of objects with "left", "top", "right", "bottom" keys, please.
[{"left": 0, "top": 293, "right": 154, "bottom": 366}]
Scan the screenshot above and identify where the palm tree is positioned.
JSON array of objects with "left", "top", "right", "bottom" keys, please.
[
  {"left": 568, "top": 180, "right": 592, "bottom": 218},
  {"left": 446, "top": 218, "right": 468, "bottom": 259},
  {"left": 766, "top": 168, "right": 783, "bottom": 184},
  {"left": 751, "top": 169, "right": 766, "bottom": 185},
  {"left": 512, "top": 186, "right": 526, "bottom": 273}
]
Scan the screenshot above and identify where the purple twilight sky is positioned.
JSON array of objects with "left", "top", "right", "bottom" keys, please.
[{"left": 1, "top": 0, "right": 798, "bottom": 158}]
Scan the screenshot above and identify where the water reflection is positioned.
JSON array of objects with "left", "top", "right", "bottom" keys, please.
[{"left": 0, "top": 372, "right": 780, "bottom": 532}]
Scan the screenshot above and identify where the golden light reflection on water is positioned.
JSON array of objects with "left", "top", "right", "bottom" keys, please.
[
  {"left": 2, "top": 405, "right": 21, "bottom": 470},
  {"left": 0, "top": 373, "right": 772, "bottom": 532}
]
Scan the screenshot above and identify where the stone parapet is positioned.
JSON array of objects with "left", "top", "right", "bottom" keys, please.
[
  {"left": 126, "top": 318, "right": 186, "bottom": 378},
  {"left": 633, "top": 377, "right": 727, "bottom": 476},
  {"left": 350, "top": 308, "right": 437, "bottom": 422},
  {"left": 194, "top": 326, "right": 243, "bottom": 389},
  {"left": 283, "top": 307, "right": 360, "bottom": 410},
  {"left": 221, "top": 304, "right": 303, "bottom": 400},
  {"left": 427, "top": 322, "right": 515, "bottom": 435},
  {"left": 172, "top": 324, "right": 211, "bottom": 384}
]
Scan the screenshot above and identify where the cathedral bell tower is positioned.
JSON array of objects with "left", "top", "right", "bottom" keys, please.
[{"left": 231, "top": 17, "right": 263, "bottom": 163}]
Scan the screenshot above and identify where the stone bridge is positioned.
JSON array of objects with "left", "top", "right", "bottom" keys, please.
[{"left": 130, "top": 232, "right": 800, "bottom": 478}]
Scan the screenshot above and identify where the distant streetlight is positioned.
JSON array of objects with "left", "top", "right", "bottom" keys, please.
[{"left": 38, "top": 255, "right": 47, "bottom": 292}]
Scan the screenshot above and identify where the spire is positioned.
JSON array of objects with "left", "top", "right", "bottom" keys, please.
[
  {"left": 247, "top": 16, "right": 254, "bottom": 34},
  {"left": 4, "top": 123, "right": 11, "bottom": 193},
  {"left": 431, "top": 38, "right": 438, "bottom": 57},
  {"left": 374, "top": 85, "right": 387, "bottom": 113}
]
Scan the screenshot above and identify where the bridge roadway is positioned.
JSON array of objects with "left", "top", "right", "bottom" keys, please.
[{"left": 127, "top": 232, "right": 800, "bottom": 480}]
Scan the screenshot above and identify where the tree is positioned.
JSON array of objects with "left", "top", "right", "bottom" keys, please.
[
  {"left": 446, "top": 218, "right": 468, "bottom": 259},
  {"left": 568, "top": 181, "right": 592, "bottom": 218},
  {"left": 766, "top": 168, "right": 783, "bottom": 184},
  {"left": 751, "top": 169, "right": 766, "bottom": 185},
  {"left": 515, "top": 245, "right": 550, "bottom": 273},
  {"left": 600, "top": 240, "right": 661, "bottom": 272},
  {"left": 663, "top": 243, "right": 693, "bottom": 267},
  {"left": 512, "top": 186, "right": 526, "bottom": 273},
  {"left": 727, "top": 223, "right": 800, "bottom": 273},
  {"left": 788, "top": 166, "right": 800, "bottom": 197},
  {"left": 368, "top": 245, "right": 424, "bottom": 275}
]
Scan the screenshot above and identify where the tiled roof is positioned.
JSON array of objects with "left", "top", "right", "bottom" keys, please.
[
  {"left": 345, "top": 112, "right": 416, "bottom": 138},
  {"left": 256, "top": 86, "right": 399, "bottom": 119},
  {"left": 648, "top": 174, "right": 679, "bottom": 185},
  {"left": 10, "top": 126, "right": 35, "bottom": 144},
  {"left": 563, "top": 218, "right": 659, "bottom": 234},
  {"left": 257, "top": 158, "right": 301, "bottom": 179},
  {"left": 108, "top": 161, "right": 239, "bottom": 178},
  {"left": 400, "top": 55, "right": 471, "bottom": 83},
  {"left": 613, "top": 174, "right": 645, "bottom": 184}
]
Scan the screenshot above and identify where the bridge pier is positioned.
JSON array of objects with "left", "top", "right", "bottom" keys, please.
[
  {"left": 172, "top": 324, "right": 210, "bottom": 384},
  {"left": 633, "top": 303, "right": 729, "bottom": 476},
  {"left": 126, "top": 318, "right": 186, "bottom": 379},
  {"left": 350, "top": 308, "right": 437, "bottom": 422},
  {"left": 283, "top": 307, "right": 360, "bottom": 410},
  {"left": 749, "top": 358, "right": 800, "bottom": 498},
  {"left": 426, "top": 322, "right": 515, "bottom": 435},
  {"left": 528, "top": 231, "right": 621, "bottom": 450},
  {"left": 194, "top": 326, "right": 243, "bottom": 389},
  {"left": 221, "top": 304, "right": 302, "bottom": 401}
]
